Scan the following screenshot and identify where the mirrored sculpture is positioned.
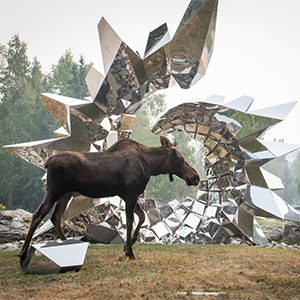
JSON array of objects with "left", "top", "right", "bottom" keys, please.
[
  {"left": 21, "top": 239, "right": 89, "bottom": 273},
  {"left": 3, "top": 0, "right": 219, "bottom": 165},
  {"left": 3, "top": 0, "right": 300, "bottom": 249},
  {"left": 150, "top": 96, "right": 300, "bottom": 244},
  {"left": 29, "top": 95, "right": 300, "bottom": 247}
]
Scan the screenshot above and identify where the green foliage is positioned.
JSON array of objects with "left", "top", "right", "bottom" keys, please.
[
  {"left": 132, "top": 93, "right": 166, "bottom": 147},
  {"left": 132, "top": 94, "right": 201, "bottom": 204},
  {"left": 50, "top": 50, "right": 91, "bottom": 98},
  {"left": 231, "top": 110, "right": 278, "bottom": 141},
  {"left": 0, "top": 35, "right": 48, "bottom": 211},
  {"left": 0, "top": 35, "right": 91, "bottom": 212},
  {"left": 0, "top": 204, "right": 6, "bottom": 211}
]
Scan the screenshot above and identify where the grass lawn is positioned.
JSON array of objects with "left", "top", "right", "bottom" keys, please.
[{"left": 0, "top": 244, "right": 299, "bottom": 299}]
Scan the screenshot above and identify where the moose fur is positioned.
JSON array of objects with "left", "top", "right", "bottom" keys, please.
[{"left": 19, "top": 136, "right": 200, "bottom": 265}]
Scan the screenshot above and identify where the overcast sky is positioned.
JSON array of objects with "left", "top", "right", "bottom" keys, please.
[{"left": 1, "top": 0, "right": 300, "bottom": 144}]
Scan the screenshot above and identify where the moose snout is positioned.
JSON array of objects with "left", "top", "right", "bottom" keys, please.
[{"left": 186, "top": 173, "right": 200, "bottom": 186}]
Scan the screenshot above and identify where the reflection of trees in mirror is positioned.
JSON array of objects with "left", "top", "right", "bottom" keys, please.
[
  {"left": 294, "top": 151, "right": 300, "bottom": 201},
  {"left": 263, "top": 153, "right": 300, "bottom": 206}
]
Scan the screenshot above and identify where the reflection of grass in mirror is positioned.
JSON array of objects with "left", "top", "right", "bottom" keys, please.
[
  {"left": 25, "top": 253, "right": 61, "bottom": 274},
  {"left": 1, "top": 244, "right": 299, "bottom": 299},
  {"left": 256, "top": 218, "right": 285, "bottom": 227}
]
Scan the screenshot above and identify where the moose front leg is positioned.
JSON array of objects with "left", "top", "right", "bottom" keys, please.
[
  {"left": 124, "top": 200, "right": 137, "bottom": 259},
  {"left": 131, "top": 201, "right": 145, "bottom": 246}
]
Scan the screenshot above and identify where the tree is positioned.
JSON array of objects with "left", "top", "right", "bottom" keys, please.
[
  {"left": 50, "top": 51, "right": 90, "bottom": 99},
  {"left": 0, "top": 38, "right": 93, "bottom": 212},
  {"left": 0, "top": 35, "right": 56, "bottom": 211},
  {"left": 132, "top": 94, "right": 200, "bottom": 204},
  {"left": 50, "top": 50, "right": 73, "bottom": 95},
  {"left": 132, "top": 93, "right": 166, "bottom": 146}
]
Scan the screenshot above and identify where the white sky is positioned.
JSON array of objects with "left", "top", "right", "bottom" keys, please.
[{"left": 1, "top": 0, "right": 300, "bottom": 144}]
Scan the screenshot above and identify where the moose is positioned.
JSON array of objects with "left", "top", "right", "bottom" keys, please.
[{"left": 18, "top": 136, "right": 200, "bottom": 265}]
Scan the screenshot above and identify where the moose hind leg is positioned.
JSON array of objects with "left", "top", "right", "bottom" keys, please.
[
  {"left": 50, "top": 192, "right": 73, "bottom": 240},
  {"left": 131, "top": 201, "right": 145, "bottom": 246},
  {"left": 19, "top": 193, "right": 55, "bottom": 266}
]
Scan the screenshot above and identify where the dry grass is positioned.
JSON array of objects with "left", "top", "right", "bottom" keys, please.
[{"left": 0, "top": 244, "right": 300, "bottom": 300}]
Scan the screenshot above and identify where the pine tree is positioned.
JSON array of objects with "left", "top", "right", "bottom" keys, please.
[
  {"left": 51, "top": 51, "right": 90, "bottom": 98},
  {"left": 0, "top": 35, "right": 54, "bottom": 210}
]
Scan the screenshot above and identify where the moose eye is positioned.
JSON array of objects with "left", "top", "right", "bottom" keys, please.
[{"left": 177, "top": 154, "right": 184, "bottom": 162}]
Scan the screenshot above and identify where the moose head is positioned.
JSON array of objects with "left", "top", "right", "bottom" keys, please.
[{"left": 159, "top": 136, "right": 200, "bottom": 186}]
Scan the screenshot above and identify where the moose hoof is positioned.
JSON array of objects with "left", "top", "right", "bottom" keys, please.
[
  {"left": 125, "top": 251, "right": 137, "bottom": 260},
  {"left": 18, "top": 253, "right": 26, "bottom": 267}
]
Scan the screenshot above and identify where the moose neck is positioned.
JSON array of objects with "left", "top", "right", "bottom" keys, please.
[{"left": 140, "top": 145, "right": 170, "bottom": 176}]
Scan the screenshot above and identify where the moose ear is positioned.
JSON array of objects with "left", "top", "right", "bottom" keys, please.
[{"left": 160, "top": 136, "right": 173, "bottom": 149}]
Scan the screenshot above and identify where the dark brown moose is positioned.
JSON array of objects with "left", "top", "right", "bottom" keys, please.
[{"left": 19, "top": 136, "right": 200, "bottom": 265}]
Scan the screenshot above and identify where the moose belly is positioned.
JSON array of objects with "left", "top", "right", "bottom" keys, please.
[{"left": 72, "top": 180, "right": 119, "bottom": 199}]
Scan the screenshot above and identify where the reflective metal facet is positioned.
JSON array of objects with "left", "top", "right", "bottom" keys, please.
[
  {"left": 149, "top": 95, "right": 300, "bottom": 245},
  {"left": 22, "top": 239, "right": 89, "bottom": 273},
  {"left": 3, "top": 0, "right": 300, "bottom": 250},
  {"left": 171, "top": 0, "right": 218, "bottom": 88},
  {"left": 4, "top": 0, "right": 219, "bottom": 163}
]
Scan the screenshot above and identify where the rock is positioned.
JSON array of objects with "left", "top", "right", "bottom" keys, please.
[
  {"left": 261, "top": 241, "right": 300, "bottom": 250},
  {"left": 283, "top": 221, "right": 300, "bottom": 245},
  {"left": 0, "top": 209, "right": 35, "bottom": 243},
  {"left": 0, "top": 242, "right": 22, "bottom": 251},
  {"left": 260, "top": 225, "right": 284, "bottom": 243}
]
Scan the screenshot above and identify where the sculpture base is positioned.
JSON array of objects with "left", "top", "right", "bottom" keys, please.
[{"left": 21, "top": 239, "right": 89, "bottom": 274}]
